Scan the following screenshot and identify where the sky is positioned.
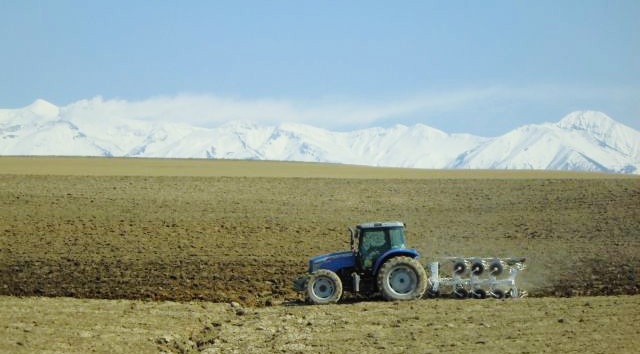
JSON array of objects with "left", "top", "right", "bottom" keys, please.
[{"left": 1, "top": 0, "right": 638, "bottom": 136}]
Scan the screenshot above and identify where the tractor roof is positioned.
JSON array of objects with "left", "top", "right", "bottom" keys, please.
[{"left": 356, "top": 221, "right": 405, "bottom": 230}]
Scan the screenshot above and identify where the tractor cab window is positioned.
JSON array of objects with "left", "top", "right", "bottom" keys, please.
[
  {"left": 359, "top": 227, "right": 406, "bottom": 270},
  {"left": 361, "top": 230, "right": 386, "bottom": 250},
  {"left": 389, "top": 227, "right": 406, "bottom": 249},
  {"left": 359, "top": 227, "right": 408, "bottom": 270}
]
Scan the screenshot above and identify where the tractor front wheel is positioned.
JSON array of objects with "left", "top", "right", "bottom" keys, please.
[
  {"left": 377, "top": 256, "right": 427, "bottom": 301},
  {"left": 306, "top": 269, "right": 343, "bottom": 304}
]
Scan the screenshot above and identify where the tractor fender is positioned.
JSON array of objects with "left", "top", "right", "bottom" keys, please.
[{"left": 372, "top": 248, "right": 421, "bottom": 276}]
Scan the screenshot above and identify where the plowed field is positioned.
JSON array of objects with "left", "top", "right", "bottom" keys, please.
[
  {"left": 1, "top": 157, "right": 639, "bottom": 353},
  {"left": 1, "top": 158, "right": 638, "bottom": 306}
]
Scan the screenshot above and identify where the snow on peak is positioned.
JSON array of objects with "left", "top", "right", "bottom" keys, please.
[
  {"left": 217, "top": 120, "right": 265, "bottom": 131},
  {"left": 0, "top": 102, "right": 639, "bottom": 174},
  {"left": 556, "top": 110, "right": 640, "bottom": 159},
  {"left": 27, "top": 99, "right": 60, "bottom": 119},
  {"left": 556, "top": 111, "right": 616, "bottom": 132}
]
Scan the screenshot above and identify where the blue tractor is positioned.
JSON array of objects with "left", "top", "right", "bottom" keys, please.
[{"left": 293, "top": 221, "right": 427, "bottom": 304}]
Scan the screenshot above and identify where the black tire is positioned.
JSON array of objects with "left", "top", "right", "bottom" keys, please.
[
  {"left": 306, "top": 269, "right": 342, "bottom": 305},
  {"left": 377, "top": 257, "right": 428, "bottom": 301}
]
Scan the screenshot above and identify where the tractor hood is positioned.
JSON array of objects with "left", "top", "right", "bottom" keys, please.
[{"left": 308, "top": 251, "right": 355, "bottom": 273}]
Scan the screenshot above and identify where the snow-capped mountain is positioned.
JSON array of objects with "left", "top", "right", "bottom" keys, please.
[
  {"left": 1, "top": 100, "right": 639, "bottom": 174},
  {"left": 450, "top": 111, "right": 640, "bottom": 174}
]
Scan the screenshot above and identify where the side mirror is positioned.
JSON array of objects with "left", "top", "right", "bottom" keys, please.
[{"left": 349, "top": 227, "right": 355, "bottom": 253}]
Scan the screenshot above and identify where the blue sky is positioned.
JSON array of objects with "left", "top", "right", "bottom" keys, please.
[{"left": 1, "top": 0, "right": 638, "bottom": 135}]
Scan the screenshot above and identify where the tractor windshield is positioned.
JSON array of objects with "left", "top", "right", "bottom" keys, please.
[
  {"left": 359, "top": 227, "right": 406, "bottom": 270},
  {"left": 388, "top": 227, "right": 406, "bottom": 248}
]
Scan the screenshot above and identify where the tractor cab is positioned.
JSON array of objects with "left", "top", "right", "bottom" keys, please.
[{"left": 351, "top": 221, "right": 408, "bottom": 272}]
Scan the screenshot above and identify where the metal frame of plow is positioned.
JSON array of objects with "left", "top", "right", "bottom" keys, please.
[{"left": 427, "top": 257, "right": 526, "bottom": 299}]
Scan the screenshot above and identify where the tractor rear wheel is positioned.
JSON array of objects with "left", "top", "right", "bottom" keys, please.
[
  {"left": 377, "top": 257, "right": 427, "bottom": 301},
  {"left": 306, "top": 269, "right": 343, "bottom": 304}
]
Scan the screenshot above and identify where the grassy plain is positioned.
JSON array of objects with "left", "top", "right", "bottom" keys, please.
[{"left": 1, "top": 156, "right": 639, "bottom": 353}]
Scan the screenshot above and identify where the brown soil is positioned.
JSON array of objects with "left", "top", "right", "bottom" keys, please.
[
  {"left": 2, "top": 295, "right": 639, "bottom": 353},
  {"left": 1, "top": 159, "right": 639, "bottom": 306}
]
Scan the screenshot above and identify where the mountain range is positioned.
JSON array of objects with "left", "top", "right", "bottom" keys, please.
[{"left": 1, "top": 99, "right": 639, "bottom": 174}]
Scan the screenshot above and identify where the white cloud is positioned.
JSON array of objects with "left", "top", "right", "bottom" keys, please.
[
  {"left": 58, "top": 89, "right": 503, "bottom": 129},
  {"left": 62, "top": 95, "right": 294, "bottom": 127},
  {"left": 56, "top": 85, "right": 639, "bottom": 133}
]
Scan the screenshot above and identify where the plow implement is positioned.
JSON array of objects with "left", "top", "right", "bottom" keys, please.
[{"left": 427, "top": 257, "right": 527, "bottom": 299}]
